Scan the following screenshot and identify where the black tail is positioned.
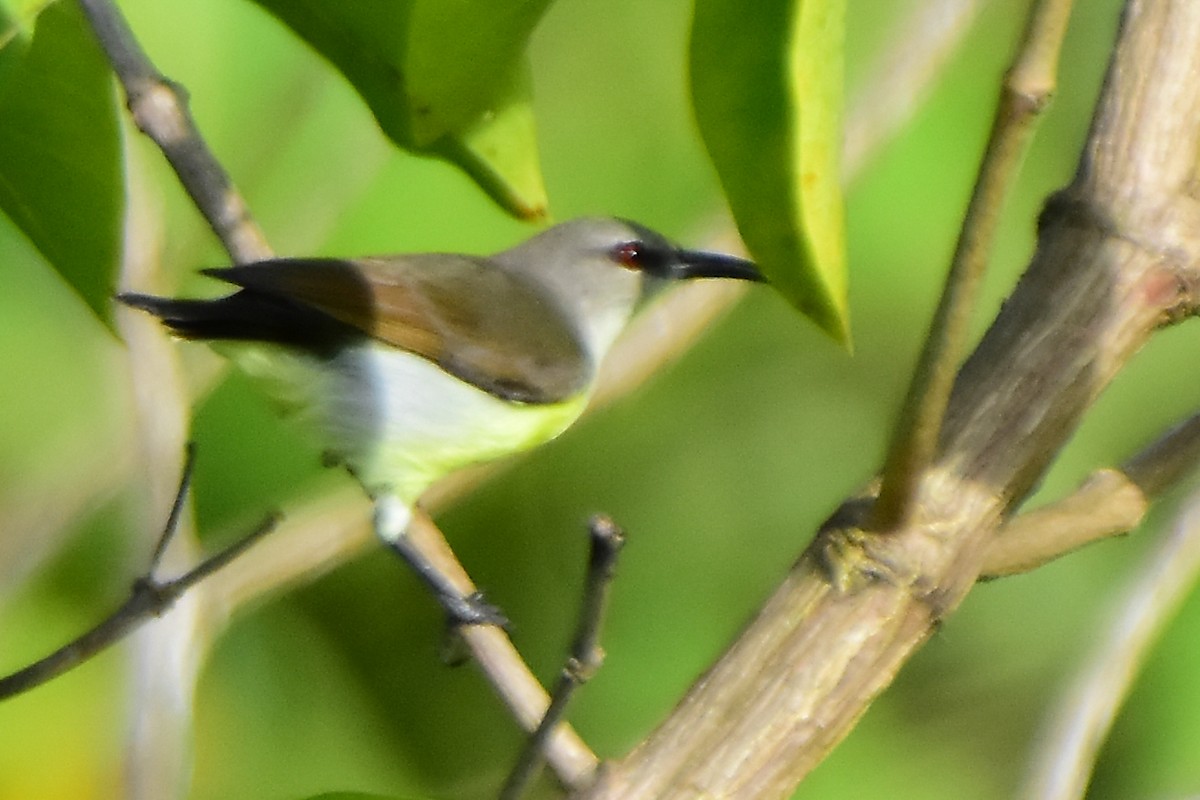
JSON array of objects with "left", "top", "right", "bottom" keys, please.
[{"left": 117, "top": 291, "right": 352, "bottom": 356}]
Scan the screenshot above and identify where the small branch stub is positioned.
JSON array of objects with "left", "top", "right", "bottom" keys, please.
[
  {"left": 0, "top": 449, "right": 278, "bottom": 701},
  {"left": 501, "top": 515, "right": 625, "bottom": 800}
]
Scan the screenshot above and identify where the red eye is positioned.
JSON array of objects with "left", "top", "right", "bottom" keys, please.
[{"left": 611, "top": 241, "right": 643, "bottom": 270}]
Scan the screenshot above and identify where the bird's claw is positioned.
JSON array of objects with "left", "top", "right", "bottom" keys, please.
[{"left": 442, "top": 590, "right": 509, "bottom": 629}]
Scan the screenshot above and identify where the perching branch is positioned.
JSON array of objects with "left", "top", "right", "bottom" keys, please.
[
  {"left": 872, "top": 0, "right": 1078, "bottom": 530},
  {"left": 500, "top": 515, "right": 625, "bottom": 800},
  {"left": 405, "top": 510, "right": 603, "bottom": 787}
]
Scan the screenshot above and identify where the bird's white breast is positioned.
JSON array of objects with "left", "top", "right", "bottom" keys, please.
[{"left": 228, "top": 341, "right": 589, "bottom": 503}]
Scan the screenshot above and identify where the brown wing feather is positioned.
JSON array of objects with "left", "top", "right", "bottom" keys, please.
[{"left": 208, "top": 256, "right": 590, "bottom": 404}]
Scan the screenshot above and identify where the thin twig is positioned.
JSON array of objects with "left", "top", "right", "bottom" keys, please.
[
  {"left": 872, "top": 0, "right": 1077, "bottom": 529},
  {"left": 147, "top": 442, "right": 197, "bottom": 569},
  {"left": 0, "top": 492, "right": 278, "bottom": 701},
  {"left": 982, "top": 412, "right": 1200, "bottom": 578},
  {"left": 75, "top": 0, "right": 271, "bottom": 264},
  {"left": 406, "top": 512, "right": 603, "bottom": 786},
  {"left": 500, "top": 515, "right": 626, "bottom": 800},
  {"left": 1020, "top": 489, "right": 1200, "bottom": 800}
]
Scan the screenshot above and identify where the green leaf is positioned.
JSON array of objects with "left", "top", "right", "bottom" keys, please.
[
  {"left": 249, "top": 0, "right": 550, "bottom": 219},
  {"left": 0, "top": 0, "right": 123, "bottom": 330},
  {"left": 404, "top": 0, "right": 552, "bottom": 146},
  {"left": 690, "top": 0, "right": 849, "bottom": 345},
  {"left": 431, "top": 61, "right": 546, "bottom": 219}
]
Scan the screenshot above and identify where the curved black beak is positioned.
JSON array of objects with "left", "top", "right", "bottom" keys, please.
[{"left": 671, "top": 248, "right": 765, "bottom": 282}]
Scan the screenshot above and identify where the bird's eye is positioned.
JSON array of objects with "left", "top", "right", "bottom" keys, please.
[{"left": 610, "top": 241, "right": 645, "bottom": 270}]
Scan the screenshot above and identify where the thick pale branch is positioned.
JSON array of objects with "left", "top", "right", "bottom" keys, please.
[
  {"left": 114, "top": 117, "right": 204, "bottom": 797},
  {"left": 577, "top": 1, "right": 1200, "bottom": 796}
]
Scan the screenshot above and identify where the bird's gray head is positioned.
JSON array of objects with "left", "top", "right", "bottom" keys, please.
[{"left": 493, "top": 217, "right": 762, "bottom": 360}]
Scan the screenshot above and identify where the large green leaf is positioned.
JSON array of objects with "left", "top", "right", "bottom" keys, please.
[
  {"left": 249, "top": 0, "right": 551, "bottom": 220},
  {"left": 0, "top": 0, "right": 122, "bottom": 330},
  {"left": 691, "top": 0, "right": 849, "bottom": 345}
]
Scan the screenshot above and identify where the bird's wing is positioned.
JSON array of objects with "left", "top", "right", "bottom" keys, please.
[{"left": 207, "top": 256, "right": 591, "bottom": 404}]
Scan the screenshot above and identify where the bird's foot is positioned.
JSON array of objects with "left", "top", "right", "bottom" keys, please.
[{"left": 440, "top": 590, "right": 509, "bottom": 629}]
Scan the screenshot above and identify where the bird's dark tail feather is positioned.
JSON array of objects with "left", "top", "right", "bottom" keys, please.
[{"left": 117, "top": 291, "right": 351, "bottom": 356}]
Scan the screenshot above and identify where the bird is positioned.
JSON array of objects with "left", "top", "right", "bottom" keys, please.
[{"left": 119, "top": 217, "right": 763, "bottom": 622}]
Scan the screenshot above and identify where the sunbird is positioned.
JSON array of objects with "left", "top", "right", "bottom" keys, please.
[{"left": 121, "top": 217, "right": 763, "bottom": 621}]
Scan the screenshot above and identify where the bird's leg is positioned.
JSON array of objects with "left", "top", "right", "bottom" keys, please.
[{"left": 372, "top": 494, "right": 508, "bottom": 627}]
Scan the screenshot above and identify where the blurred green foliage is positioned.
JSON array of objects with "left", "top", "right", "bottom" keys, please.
[{"left": 1, "top": 1, "right": 1199, "bottom": 799}]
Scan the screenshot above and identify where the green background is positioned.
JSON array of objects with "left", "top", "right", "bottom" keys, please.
[{"left": 2, "top": 0, "right": 1199, "bottom": 798}]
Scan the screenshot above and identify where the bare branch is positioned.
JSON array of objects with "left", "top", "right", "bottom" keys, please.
[
  {"left": 501, "top": 515, "right": 625, "bottom": 799},
  {"left": 0, "top": 453, "right": 276, "bottom": 701},
  {"left": 983, "top": 412, "right": 1200, "bottom": 578},
  {"left": 407, "top": 511, "right": 603, "bottom": 786},
  {"left": 873, "top": 0, "right": 1078, "bottom": 529},
  {"left": 0, "top": 516, "right": 277, "bottom": 700},
  {"left": 76, "top": 0, "right": 271, "bottom": 264}
]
